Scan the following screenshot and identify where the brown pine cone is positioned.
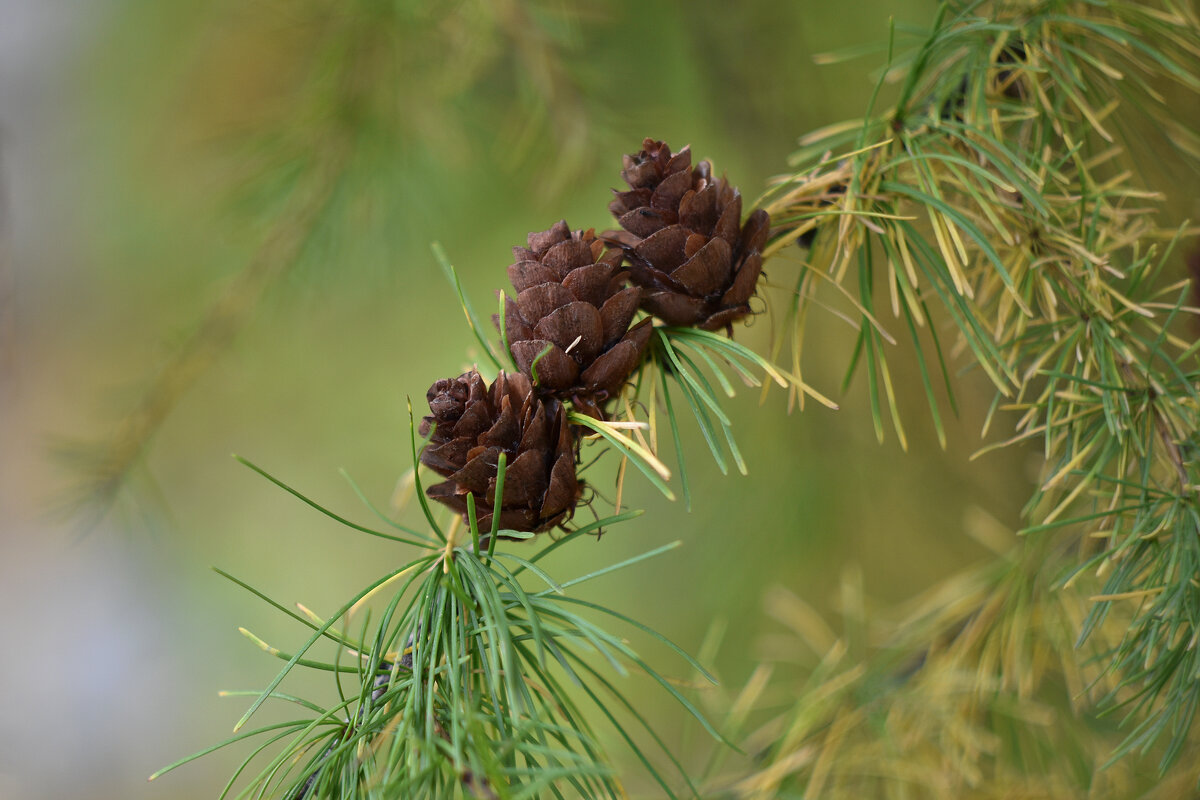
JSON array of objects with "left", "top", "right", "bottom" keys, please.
[
  {"left": 419, "top": 370, "right": 580, "bottom": 534},
  {"left": 607, "top": 138, "right": 770, "bottom": 333},
  {"left": 501, "top": 221, "right": 653, "bottom": 415}
]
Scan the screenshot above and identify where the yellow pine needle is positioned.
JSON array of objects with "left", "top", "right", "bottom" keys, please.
[
  {"left": 877, "top": 353, "right": 908, "bottom": 451},
  {"left": 788, "top": 317, "right": 806, "bottom": 414},
  {"left": 795, "top": 263, "right": 898, "bottom": 344},
  {"left": 238, "top": 627, "right": 279, "bottom": 656},
  {"left": 930, "top": 210, "right": 973, "bottom": 298},
  {"left": 887, "top": 260, "right": 901, "bottom": 318},
  {"left": 1039, "top": 465, "right": 1102, "bottom": 527},
  {"left": 579, "top": 416, "right": 671, "bottom": 481},
  {"left": 775, "top": 367, "right": 839, "bottom": 410},
  {"left": 1098, "top": 280, "right": 1156, "bottom": 319},
  {"left": 895, "top": 266, "right": 926, "bottom": 326},
  {"left": 943, "top": 212, "right": 971, "bottom": 268},
  {"left": 803, "top": 708, "right": 864, "bottom": 800},
  {"left": 763, "top": 222, "right": 817, "bottom": 258},
  {"left": 647, "top": 371, "right": 659, "bottom": 453},
  {"left": 614, "top": 456, "right": 627, "bottom": 514},
  {"left": 600, "top": 420, "right": 648, "bottom": 431},
  {"left": 796, "top": 119, "right": 869, "bottom": 149},
  {"left": 893, "top": 227, "right": 922, "bottom": 295},
  {"left": 764, "top": 586, "right": 838, "bottom": 654},
  {"left": 295, "top": 602, "right": 357, "bottom": 649},
  {"left": 963, "top": 506, "right": 1015, "bottom": 556},
  {"left": 350, "top": 560, "right": 428, "bottom": 617},
  {"left": 1061, "top": 80, "right": 1114, "bottom": 141},
  {"left": 621, "top": 396, "right": 655, "bottom": 460},
  {"left": 296, "top": 602, "right": 325, "bottom": 627},
  {"left": 728, "top": 663, "right": 772, "bottom": 728},
  {"left": 390, "top": 467, "right": 416, "bottom": 516},
  {"left": 734, "top": 747, "right": 817, "bottom": 798},
  {"left": 441, "top": 515, "right": 462, "bottom": 572},
  {"left": 816, "top": 137, "right": 895, "bottom": 166},
  {"left": 1090, "top": 587, "right": 1165, "bottom": 602}
]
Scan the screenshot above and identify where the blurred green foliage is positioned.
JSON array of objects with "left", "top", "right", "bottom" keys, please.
[{"left": 6, "top": 0, "right": 1198, "bottom": 797}]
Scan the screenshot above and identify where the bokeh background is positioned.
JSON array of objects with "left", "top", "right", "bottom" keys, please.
[{"left": 5, "top": 1, "right": 1193, "bottom": 798}]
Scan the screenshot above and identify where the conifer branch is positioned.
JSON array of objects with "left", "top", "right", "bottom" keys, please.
[
  {"left": 147, "top": 1, "right": 1200, "bottom": 796},
  {"left": 753, "top": 0, "right": 1200, "bottom": 780},
  {"left": 63, "top": 146, "right": 348, "bottom": 525}
]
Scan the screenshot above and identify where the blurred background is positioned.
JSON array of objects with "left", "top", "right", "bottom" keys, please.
[{"left": 4, "top": 1, "right": 1193, "bottom": 798}]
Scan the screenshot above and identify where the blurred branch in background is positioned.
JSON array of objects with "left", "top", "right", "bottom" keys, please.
[
  {"left": 59, "top": 144, "right": 347, "bottom": 525},
  {"left": 704, "top": 519, "right": 1199, "bottom": 799},
  {"left": 488, "top": 0, "right": 595, "bottom": 197},
  {"left": 63, "top": 0, "right": 601, "bottom": 526}
]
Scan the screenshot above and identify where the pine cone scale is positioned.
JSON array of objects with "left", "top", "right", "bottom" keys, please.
[
  {"left": 598, "top": 288, "right": 640, "bottom": 346},
  {"left": 421, "top": 439, "right": 470, "bottom": 474},
  {"left": 720, "top": 251, "right": 763, "bottom": 307},
  {"left": 683, "top": 232, "right": 707, "bottom": 259},
  {"left": 477, "top": 399, "right": 519, "bottom": 448},
  {"left": 491, "top": 449, "right": 548, "bottom": 506},
  {"left": 679, "top": 187, "right": 719, "bottom": 232},
  {"left": 609, "top": 189, "right": 652, "bottom": 218},
  {"left": 580, "top": 319, "right": 653, "bottom": 395},
  {"left": 634, "top": 226, "right": 691, "bottom": 274},
  {"left": 642, "top": 291, "right": 707, "bottom": 327},
  {"left": 670, "top": 237, "right": 733, "bottom": 297},
  {"left": 508, "top": 261, "right": 560, "bottom": 293},
  {"left": 454, "top": 401, "right": 494, "bottom": 440},
  {"left": 652, "top": 169, "right": 693, "bottom": 211},
  {"left": 527, "top": 220, "right": 571, "bottom": 255},
  {"left": 618, "top": 208, "right": 669, "bottom": 238},
  {"left": 535, "top": 302, "right": 605, "bottom": 362},
  {"left": 714, "top": 197, "right": 743, "bottom": 245},
  {"left": 446, "top": 447, "right": 501, "bottom": 495},
  {"left": 515, "top": 283, "right": 575, "bottom": 322},
  {"left": 504, "top": 312, "right": 537, "bottom": 344},
  {"left": 543, "top": 239, "right": 594, "bottom": 271},
  {"left": 516, "top": 405, "right": 552, "bottom": 455},
  {"left": 740, "top": 208, "right": 771, "bottom": 253},
  {"left": 509, "top": 340, "right": 579, "bottom": 389},
  {"left": 541, "top": 454, "right": 578, "bottom": 518},
  {"left": 696, "top": 307, "right": 745, "bottom": 333},
  {"left": 560, "top": 262, "right": 616, "bottom": 308},
  {"left": 622, "top": 160, "right": 660, "bottom": 187}
]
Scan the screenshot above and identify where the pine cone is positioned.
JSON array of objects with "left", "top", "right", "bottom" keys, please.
[
  {"left": 501, "top": 221, "right": 652, "bottom": 415},
  {"left": 419, "top": 370, "right": 580, "bottom": 534},
  {"left": 608, "top": 138, "right": 770, "bottom": 332}
]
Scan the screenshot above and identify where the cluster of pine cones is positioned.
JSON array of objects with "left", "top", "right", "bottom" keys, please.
[{"left": 419, "top": 139, "right": 771, "bottom": 536}]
